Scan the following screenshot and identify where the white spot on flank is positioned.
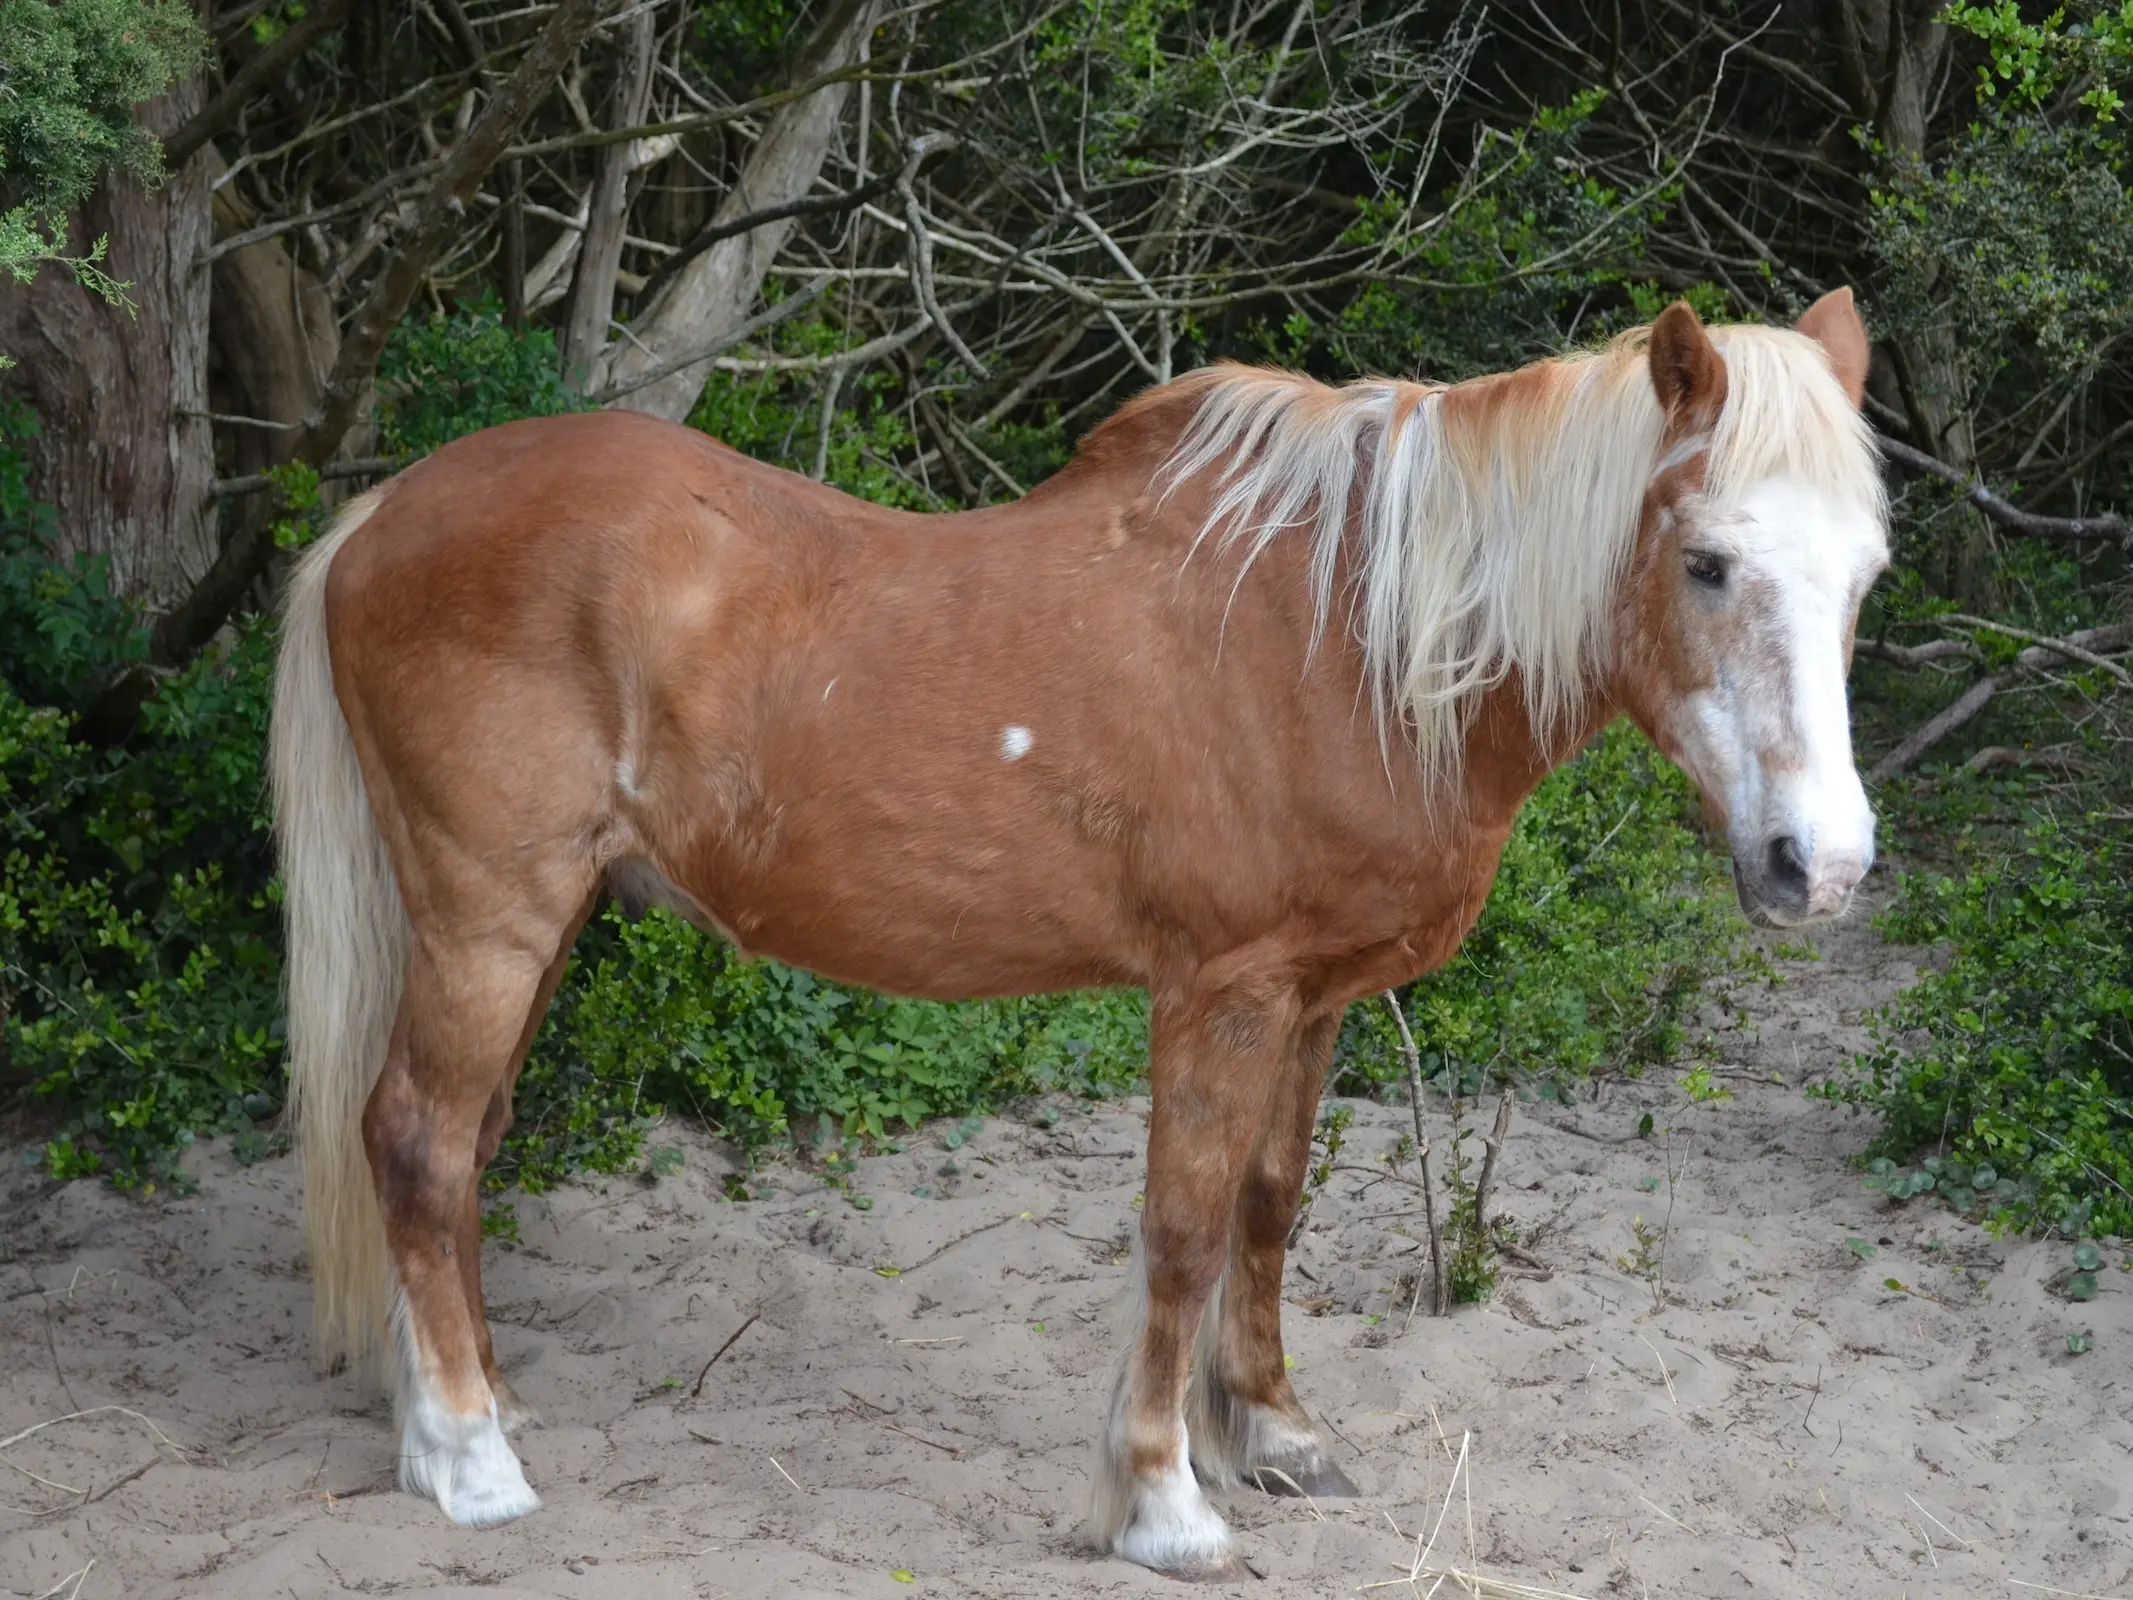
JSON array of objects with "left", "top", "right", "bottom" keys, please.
[{"left": 1000, "top": 725, "right": 1034, "bottom": 761}]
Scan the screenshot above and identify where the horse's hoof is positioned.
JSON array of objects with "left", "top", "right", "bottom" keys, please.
[
  {"left": 1168, "top": 1551, "right": 1259, "bottom": 1583},
  {"left": 1247, "top": 1457, "right": 1358, "bottom": 1498},
  {"left": 400, "top": 1396, "right": 541, "bottom": 1527}
]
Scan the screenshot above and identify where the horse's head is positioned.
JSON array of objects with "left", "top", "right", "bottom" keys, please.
[{"left": 1616, "top": 291, "right": 1888, "bottom": 928}]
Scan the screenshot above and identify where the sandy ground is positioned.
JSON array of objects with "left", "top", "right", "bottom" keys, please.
[{"left": 4, "top": 905, "right": 2130, "bottom": 1600}]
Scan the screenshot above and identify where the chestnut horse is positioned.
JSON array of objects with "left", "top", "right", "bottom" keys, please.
[{"left": 271, "top": 293, "right": 1885, "bottom": 1578}]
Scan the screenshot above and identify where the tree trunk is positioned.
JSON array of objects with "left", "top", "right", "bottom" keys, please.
[
  {"left": 206, "top": 149, "right": 350, "bottom": 613},
  {"left": 562, "top": 4, "right": 658, "bottom": 389},
  {"left": 0, "top": 81, "right": 214, "bottom": 613},
  {"left": 604, "top": 0, "right": 877, "bottom": 420},
  {"left": 1827, "top": 0, "right": 1993, "bottom": 595}
]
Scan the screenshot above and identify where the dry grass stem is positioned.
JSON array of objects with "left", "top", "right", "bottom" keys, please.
[
  {"left": 1359, "top": 1430, "right": 1593, "bottom": 1600},
  {"left": 26, "top": 1562, "right": 94, "bottom": 1600},
  {"left": 1636, "top": 1494, "right": 1700, "bottom": 1536},
  {"left": 1905, "top": 1492, "right": 1972, "bottom": 1548},
  {"left": 1636, "top": 1334, "right": 1680, "bottom": 1409},
  {"left": 0, "top": 1406, "right": 192, "bottom": 1515}
]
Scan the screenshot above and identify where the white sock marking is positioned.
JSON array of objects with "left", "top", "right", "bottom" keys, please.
[{"left": 390, "top": 1287, "right": 539, "bottom": 1528}]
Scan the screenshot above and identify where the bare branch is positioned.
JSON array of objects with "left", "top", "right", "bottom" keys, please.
[
  {"left": 1877, "top": 433, "right": 2131, "bottom": 546},
  {"left": 165, "top": 0, "right": 363, "bottom": 169},
  {"left": 150, "top": 0, "right": 614, "bottom": 670}
]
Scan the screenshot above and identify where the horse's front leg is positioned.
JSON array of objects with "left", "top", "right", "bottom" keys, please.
[
  {"left": 1188, "top": 1010, "right": 1359, "bottom": 1499},
  {"left": 1092, "top": 976, "right": 1294, "bottom": 1581}
]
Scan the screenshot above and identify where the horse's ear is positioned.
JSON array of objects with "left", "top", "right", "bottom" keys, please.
[
  {"left": 1648, "top": 301, "right": 1724, "bottom": 424},
  {"left": 1796, "top": 287, "right": 1870, "bottom": 408}
]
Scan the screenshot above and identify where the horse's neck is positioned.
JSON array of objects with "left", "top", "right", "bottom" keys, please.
[{"left": 1451, "top": 678, "right": 1622, "bottom": 840}]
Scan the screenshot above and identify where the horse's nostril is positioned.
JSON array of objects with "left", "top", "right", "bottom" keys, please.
[{"left": 1765, "top": 835, "right": 1810, "bottom": 893}]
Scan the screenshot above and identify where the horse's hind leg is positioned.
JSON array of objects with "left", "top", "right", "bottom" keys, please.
[
  {"left": 452, "top": 904, "right": 595, "bottom": 1436},
  {"left": 1092, "top": 976, "right": 1292, "bottom": 1581},
  {"left": 364, "top": 915, "right": 576, "bottom": 1526},
  {"left": 1188, "top": 1011, "right": 1359, "bottom": 1499}
]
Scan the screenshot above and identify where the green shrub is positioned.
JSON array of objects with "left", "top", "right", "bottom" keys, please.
[
  {"left": 1816, "top": 808, "right": 2133, "bottom": 1238},
  {"left": 1333, "top": 720, "right": 1736, "bottom": 1097},
  {"left": 376, "top": 305, "right": 589, "bottom": 457},
  {"left": 503, "top": 910, "right": 1148, "bottom": 1185},
  {"left": 0, "top": 405, "right": 284, "bottom": 1189}
]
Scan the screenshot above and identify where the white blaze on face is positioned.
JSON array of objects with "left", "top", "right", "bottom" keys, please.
[
  {"left": 1001, "top": 724, "right": 1034, "bottom": 761},
  {"left": 1671, "top": 475, "right": 1886, "bottom": 925}
]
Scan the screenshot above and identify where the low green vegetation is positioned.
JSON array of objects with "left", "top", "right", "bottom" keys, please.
[
  {"left": 1819, "top": 795, "right": 2132, "bottom": 1240},
  {"left": 1337, "top": 722, "right": 1735, "bottom": 1101}
]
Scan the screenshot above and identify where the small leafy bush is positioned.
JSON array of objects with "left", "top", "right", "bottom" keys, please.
[
  {"left": 1, "top": 404, "right": 284, "bottom": 1189},
  {"left": 375, "top": 304, "right": 589, "bottom": 457},
  {"left": 501, "top": 908, "right": 1149, "bottom": 1185},
  {"left": 1333, "top": 720, "right": 1737, "bottom": 1096},
  {"left": 1818, "top": 811, "right": 2133, "bottom": 1238}
]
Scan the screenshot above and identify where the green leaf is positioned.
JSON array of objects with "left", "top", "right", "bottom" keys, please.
[
  {"left": 2068, "top": 1271, "right": 2099, "bottom": 1302},
  {"left": 1846, "top": 1237, "right": 1879, "bottom": 1259}
]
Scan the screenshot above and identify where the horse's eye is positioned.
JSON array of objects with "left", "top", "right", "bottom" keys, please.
[{"left": 1684, "top": 550, "right": 1727, "bottom": 587}]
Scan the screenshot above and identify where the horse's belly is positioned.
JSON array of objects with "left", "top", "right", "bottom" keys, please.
[{"left": 694, "top": 825, "right": 1141, "bottom": 999}]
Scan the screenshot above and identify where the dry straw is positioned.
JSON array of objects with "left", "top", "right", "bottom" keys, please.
[{"left": 1360, "top": 1429, "right": 1592, "bottom": 1600}]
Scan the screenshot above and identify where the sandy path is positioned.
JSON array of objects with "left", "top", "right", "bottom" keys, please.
[{"left": 4, "top": 908, "right": 2128, "bottom": 1599}]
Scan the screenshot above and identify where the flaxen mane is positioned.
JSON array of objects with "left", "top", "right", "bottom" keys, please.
[{"left": 1162, "top": 325, "right": 1885, "bottom": 779}]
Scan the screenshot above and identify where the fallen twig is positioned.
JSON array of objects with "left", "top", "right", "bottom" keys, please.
[
  {"left": 688, "top": 1309, "right": 761, "bottom": 1398},
  {"left": 1871, "top": 674, "right": 2001, "bottom": 778},
  {"left": 837, "top": 1388, "right": 964, "bottom": 1457}
]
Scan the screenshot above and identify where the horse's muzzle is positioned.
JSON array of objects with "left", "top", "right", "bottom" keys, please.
[{"left": 1732, "top": 836, "right": 1870, "bottom": 927}]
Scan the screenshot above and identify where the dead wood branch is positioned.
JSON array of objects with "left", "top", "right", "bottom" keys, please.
[
  {"left": 166, "top": 0, "right": 363, "bottom": 169},
  {"left": 148, "top": 0, "right": 611, "bottom": 672},
  {"left": 1872, "top": 675, "right": 2002, "bottom": 778},
  {"left": 1876, "top": 433, "right": 2130, "bottom": 546}
]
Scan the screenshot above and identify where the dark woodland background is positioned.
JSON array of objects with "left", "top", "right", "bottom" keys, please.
[{"left": 0, "top": 0, "right": 2126, "bottom": 1255}]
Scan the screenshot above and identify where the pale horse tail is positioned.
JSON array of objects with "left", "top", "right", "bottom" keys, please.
[{"left": 269, "top": 488, "right": 405, "bottom": 1372}]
